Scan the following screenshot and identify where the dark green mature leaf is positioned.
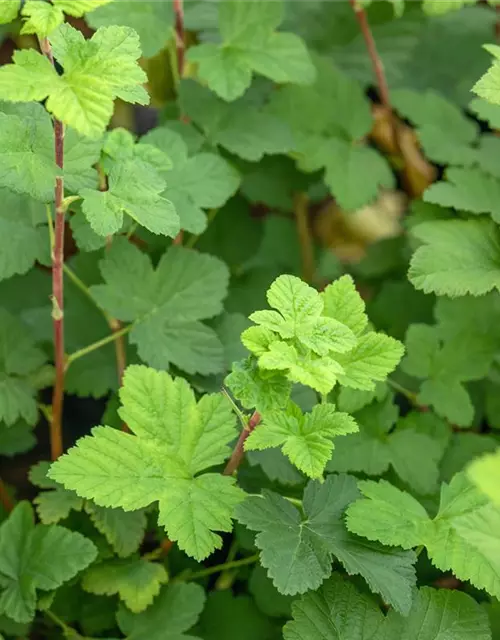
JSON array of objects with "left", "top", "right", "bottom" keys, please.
[
  {"left": 237, "top": 474, "right": 416, "bottom": 614},
  {"left": 117, "top": 583, "right": 205, "bottom": 640},
  {"left": 90, "top": 239, "right": 229, "bottom": 375},
  {"left": 0, "top": 502, "right": 97, "bottom": 623}
]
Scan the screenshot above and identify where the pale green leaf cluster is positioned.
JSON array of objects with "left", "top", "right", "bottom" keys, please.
[
  {"left": 238, "top": 274, "right": 403, "bottom": 396},
  {"left": 90, "top": 239, "right": 230, "bottom": 375},
  {"left": 0, "top": 502, "right": 97, "bottom": 622},
  {"left": 346, "top": 472, "right": 500, "bottom": 599},
  {"left": 246, "top": 401, "right": 358, "bottom": 479},
  {"left": 49, "top": 365, "right": 244, "bottom": 561},
  {"left": 82, "top": 557, "right": 168, "bottom": 613},
  {"left": 467, "top": 449, "right": 500, "bottom": 505},
  {"left": 186, "top": 0, "right": 315, "bottom": 101},
  {"left": 14, "top": 0, "right": 113, "bottom": 36},
  {"left": 267, "top": 56, "right": 393, "bottom": 210},
  {"left": 0, "top": 23, "right": 148, "bottom": 137},
  {"left": 473, "top": 44, "right": 500, "bottom": 107},
  {"left": 236, "top": 474, "right": 416, "bottom": 614},
  {"left": 328, "top": 400, "right": 450, "bottom": 495},
  {"left": 284, "top": 573, "right": 491, "bottom": 640}
]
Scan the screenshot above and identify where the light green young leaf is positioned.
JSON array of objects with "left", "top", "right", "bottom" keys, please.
[
  {"left": 49, "top": 366, "right": 244, "bottom": 560},
  {"left": 80, "top": 159, "right": 179, "bottom": 238},
  {"left": 90, "top": 240, "right": 229, "bottom": 375},
  {"left": 117, "top": 583, "right": 205, "bottom": 640},
  {"left": 0, "top": 1, "right": 20, "bottom": 24},
  {"left": 322, "top": 275, "right": 368, "bottom": 337},
  {"left": 225, "top": 357, "right": 291, "bottom": 414},
  {"left": 82, "top": 558, "right": 168, "bottom": 613},
  {"left": 236, "top": 474, "right": 416, "bottom": 614},
  {"left": 467, "top": 449, "right": 500, "bottom": 505},
  {"left": 84, "top": 503, "right": 147, "bottom": 558},
  {"left": 0, "top": 502, "right": 97, "bottom": 623},
  {"left": 422, "top": 0, "right": 476, "bottom": 14},
  {"left": 246, "top": 402, "right": 358, "bottom": 479},
  {"left": 409, "top": 219, "right": 500, "bottom": 296},
  {"left": 53, "top": 0, "right": 113, "bottom": 17},
  {"left": 34, "top": 488, "right": 83, "bottom": 525},
  {"left": 473, "top": 44, "right": 500, "bottom": 107},
  {"left": 0, "top": 23, "right": 148, "bottom": 137},
  {"left": 424, "top": 167, "right": 500, "bottom": 222},
  {"left": 335, "top": 332, "right": 405, "bottom": 391},
  {"left": 21, "top": 1, "right": 64, "bottom": 37},
  {"left": 86, "top": 1, "right": 174, "bottom": 58},
  {"left": 187, "top": 0, "right": 314, "bottom": 101}
]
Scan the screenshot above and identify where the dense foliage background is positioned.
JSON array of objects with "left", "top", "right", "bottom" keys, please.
[{"left": 1, "top": 0, "right": 500, "bottom": 638}]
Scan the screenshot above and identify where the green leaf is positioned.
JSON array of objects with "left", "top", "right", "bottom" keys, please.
[
  {"left": 236, "top": 474, "right": 416, "bottom": 613},
  {"left": 82, "top": 558, "right": 168, "bottom": 613},
  {"left": 467, "top": 449, "right": 500, "bottom": 505},
  {"left": 322, "top": 275, "right": 368, "bottom": 337},
  {"left": 86, "top": 1, "right": 174, "bottom": 58},
  {"left": 21, "top": 1, "right": 64, "bottom": 37},
  {"left": 52, "top": 0, "right": 114, "bottom": 17},
  {"left": 140, "top": 126, "right": 240, "bottom": 234},
  {"left": 347, "top": 473, "right": 500, "bottom": 599},
  {"left": 422, "top": 0, "right": 477, "bottom": 14},
  {"left": 323, "top": 140, "right": 394, "bottom": 212},
  {"left": 179, "top": 79, "right": 295, "bottom": 162},
  {"left": 284, "top": 576, "right": 490, "bottom": 640},
  {"left": 117, "top": 583, "right": 205, "bottom": 640},
  {"left": 0, "top": 309, "right": 46, "bottom": 426},
  {"left": 336, "top": 333, "right": 405, "bottom": 392},
  {"left": 0, "top": 421, "right": 35, "bottom": 457},
  {"left": 225, "top": 357, "right": 292, "bottom": 414},
  {"left": 470, "top": 96, "right": 500, "bottom": 129},
  {"left": 0, "top": 1, "right": 20, "bottom": 24},
  {"left": 246, "top": 402, "right": 358, "bottom": 479},
  {"left": 473, "top": 44, "right": 500, "bottom": 107},
  {"left": 418, "top": 378, "right": 474, "bottom": 426},
  {"left": 187, "top": 0, "right": 314, "bottom": 101},
  {"left": 409, "top": 219, "right": 500, "bottom": 296},
  {"left": 80, "top": 160, "right": 179, "bottom": 238},
  {"left": 90, "top": 240, "right": 229, "bottom": 375},
  {"left": 249, "top": 565, "right": 294, "bottom": 618},
  {"left": 0, "top": 23, "right": 148, "bottom": 137},
  {"left": 328, "top": 400, "right": 445, "bottom": 495},
  {"left": 392, "top": 89, "right": 478, "bottom": 166},
  {"left": 424, "top": 167, "right": 500, "bottom": 222},
  {"left": 84, "top": 503, "right": 147, "bottom": 558},
  {"left": 34, "top": 488, "right": 83, "bottom": 525},
  {"left": 283, "top": 573, "right": 385, "bottom": 640},
  {"left": 49, "top": 366, "right": 244, "bottom": 560},
  {"left": 0, "top": 502, "right": 97, "bottom": 623}
]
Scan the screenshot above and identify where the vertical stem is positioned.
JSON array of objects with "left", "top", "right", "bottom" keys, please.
[
  {"left": 40, "top": 36, "right": 65, "bottom": 461},
  {"left": 223, "top": 411, "right": 261, "bottom": 476},
  {"left": 0, "top": 478, "right": 14, "bottom": 513},
  {"left": 294, "top": 192, "right": 314, "bottom": 284},
  {"left": 173, "top": 0, "right": 185, "bottom": 247},
  {"left": 349, "top": 0, "right": 400, "bottom": 150},
  {"left": 496, "top": 5, "right": 500, "bottom": 42}
]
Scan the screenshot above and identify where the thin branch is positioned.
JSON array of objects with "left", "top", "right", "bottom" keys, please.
[
  {"left": 65, "top": 324, "right": 133, "bottom": 368},
  {"left": 387, "top": 378, "right": 418, "bottom": 405},
  {"left": 172, "top": 0, "right": 186, "bottom": 247},
  {"left": 349, "top": 0, "right": 400, "bottom": 151},
  {"left": 294, "top": 192, "right": 315, "bottom": 284},
  {"left": 0, "top": 478, "right": 14, "bottom": 513},
  {"left": 39, "top": 36, "right": 65, "bottom": 461},
  {"left": 223, "top": 411, "right": 261, "bottom": 476},
  {"left": 179, "top": 553, "right": 260, "bottom": 582}
]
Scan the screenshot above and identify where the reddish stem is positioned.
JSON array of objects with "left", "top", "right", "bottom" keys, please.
[
  {"left": 223, "top": 411, "right": 261, "bottom": 476},
  {"left": 0, "top": 478, "right": 14, "bottom": 513},
  {"left": 349, "top": 0, "right": 400, "bottom": 149},
  {"left": 40, "top": 36, "right": 65, "bottom": 461}
]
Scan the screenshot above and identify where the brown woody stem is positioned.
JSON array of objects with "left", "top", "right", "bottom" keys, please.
[
  {"left": 294, "top": 192, "right": 315, "bottom": 284},
  {"left": 349, "top": 0, "right": 400, "bottom": 149},
  {"left": 172, "top": 0, "right": 185, "bottom": 247},
  {"left": 223, "top": 411, "right": 261, "bottom": 476},
  {"left": 40, "top": 36, "right": 65, "bottom": 461}
]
